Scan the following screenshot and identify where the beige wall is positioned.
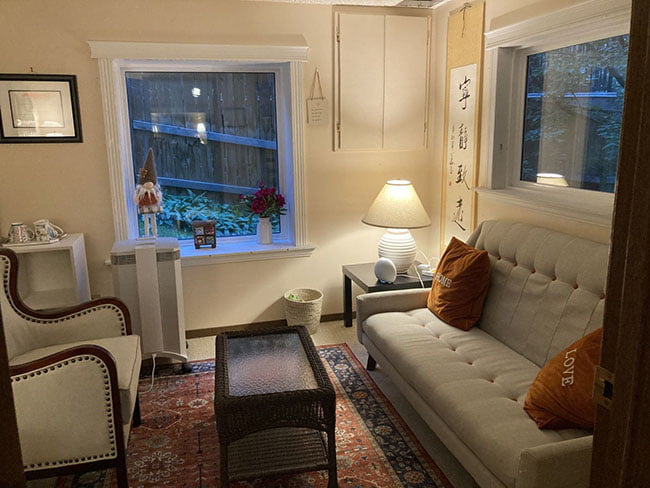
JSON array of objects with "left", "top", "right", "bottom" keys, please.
[
  {"left": 431, "top": 0, "right": 613, "bottom": 247},
  {"left": 0, "top": 0, "right": 614, "bottom": 332},
  {"left": 0, "top": 0, "right": 437, "bottom": 330}
]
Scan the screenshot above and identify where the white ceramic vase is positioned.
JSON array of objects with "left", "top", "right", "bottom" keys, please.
[{"left": 257, "top": 217, "right": 272, "bottom": 244}]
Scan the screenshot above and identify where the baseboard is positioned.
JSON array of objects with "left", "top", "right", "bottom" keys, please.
[{"left": 185, "top": 312, "right": 350, "bottom": 339}]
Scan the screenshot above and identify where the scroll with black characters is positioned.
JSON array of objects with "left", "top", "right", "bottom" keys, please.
[{"left": 441, "top": 2, "right": 484, "bottom": 249}]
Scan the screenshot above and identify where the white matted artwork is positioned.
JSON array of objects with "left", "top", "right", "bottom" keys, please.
[{"left": 443, "top": 63, "right": 477, "bottom": 244}]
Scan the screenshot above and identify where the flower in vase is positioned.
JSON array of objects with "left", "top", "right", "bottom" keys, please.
[{"left": 239, "top": 183, "right": 288, "bottom": 219}]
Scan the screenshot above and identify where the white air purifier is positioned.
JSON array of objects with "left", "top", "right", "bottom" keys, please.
[{"left": 111, "top": 238, "right": 189, "bottom": 369}]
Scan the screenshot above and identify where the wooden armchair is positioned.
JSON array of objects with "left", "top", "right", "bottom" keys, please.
[{"left": 0, "top": 248, "right": 141, "bottom": 487}]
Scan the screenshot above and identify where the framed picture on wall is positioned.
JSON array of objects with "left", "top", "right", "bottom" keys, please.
[{"left": 0, "top": 74, "right": 82, "bottom": 143}]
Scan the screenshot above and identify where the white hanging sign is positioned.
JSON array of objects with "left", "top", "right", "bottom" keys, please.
[{"left": 307, "top": 68, "right": 328, "bottom": 126}]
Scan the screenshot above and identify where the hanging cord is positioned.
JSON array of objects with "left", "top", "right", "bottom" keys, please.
[
  {"left": 460, "top": 2, "right": 471, "bottom": 38},
  {"left": 309, "top": 68, "right": 325, "bottom": 100},
  {"left": 141, "top": 353, "right": 157, "bottom": 394}
]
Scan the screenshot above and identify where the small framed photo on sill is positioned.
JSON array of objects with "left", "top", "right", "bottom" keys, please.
[{"left": 0, "top": 74, "right": 82, "bottom": 143}]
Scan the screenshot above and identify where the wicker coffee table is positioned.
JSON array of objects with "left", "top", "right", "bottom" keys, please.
[{"left": 214, "top": 326, "right": 338, "bottom": 487}]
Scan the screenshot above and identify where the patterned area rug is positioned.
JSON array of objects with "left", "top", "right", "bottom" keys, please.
[{"left": 55, "top": 344, "right": 452, "bottom": 488}]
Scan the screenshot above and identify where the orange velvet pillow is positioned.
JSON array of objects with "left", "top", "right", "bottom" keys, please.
[
  {"left": 524, "top": 328, "right": 603, "bottom": 430},
  {"left": 426, "top": 237, "right": 491, "bottom": 331}
]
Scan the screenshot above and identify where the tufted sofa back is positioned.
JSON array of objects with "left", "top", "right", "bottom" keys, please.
[{"left": 466, "top": 220, "right": 609, "bottom": 367}]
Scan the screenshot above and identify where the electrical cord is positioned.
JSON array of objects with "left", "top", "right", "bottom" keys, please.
[
  {"left": 141, "top": 353, "right": 157, "bottom": 394},
  {"left": 415, "top": 250, "right": 431, "bottom": 268},
  {"left": 413, "top": 266, "right": 425, "bottom": 288}
]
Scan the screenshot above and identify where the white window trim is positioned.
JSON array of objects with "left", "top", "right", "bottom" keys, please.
[
  {"left": 479, "top": 0, "right": 631, "bottom": 228},
  {"left": 88, "top": 39, "right": 313, "bottom": 263}
]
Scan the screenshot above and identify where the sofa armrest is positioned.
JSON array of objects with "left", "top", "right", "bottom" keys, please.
[
  {"left": 11, "top": 345, "right": 125, "bottom": 470},
  {"left": 356, "top": 288, "right": 430, "bottom": 344},
  {"left": 516, "top": 435, "right": 593, "bottom": 488}
]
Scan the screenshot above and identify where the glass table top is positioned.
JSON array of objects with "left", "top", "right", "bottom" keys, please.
[{"left": 226, "top": 331, "right": 318, "bottom": 396}]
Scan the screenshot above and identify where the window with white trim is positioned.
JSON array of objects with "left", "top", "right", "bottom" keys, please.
[
  {"left": 520, "top": 35, "right": 628, "bottom": 193},
  {"left": 89, "top": 40, "right": 312, "bottom": 263},
  {"left": 125, "top": 68, "right": 287, "bottom": 240},
  {"left": 481, "top": 0, "right": 631, "bottom": 225}
]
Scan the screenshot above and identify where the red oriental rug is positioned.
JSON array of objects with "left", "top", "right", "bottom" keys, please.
[{"left": 54, "top": 344, "right": 453, "bottom": 488}]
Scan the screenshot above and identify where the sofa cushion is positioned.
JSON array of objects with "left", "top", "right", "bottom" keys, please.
[
  {"left": 524, "top": 328, "right": 602, "bottom": 429},
  {"left": 11, "top": 335, "right": 141, "bottom": 425},
  {"left": 427, "top": 237, "right": 491, "bottom": 330},
  {"left": 363, "top": 308, "right": 590, "bottom": 487}
]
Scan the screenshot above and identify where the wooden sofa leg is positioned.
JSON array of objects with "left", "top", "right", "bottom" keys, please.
[
  {"left": 366, "top": 355, "right": 377, "bottom": 371},
  {"left": 133, "top": 394, "right": 142, "bottom": 427}
]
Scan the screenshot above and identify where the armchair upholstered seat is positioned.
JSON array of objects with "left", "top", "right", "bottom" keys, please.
[{"left": 1, "top": 248, "right": 141, "bottom": 487}]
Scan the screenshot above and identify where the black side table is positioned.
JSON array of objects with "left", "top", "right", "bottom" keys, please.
[{"left": 342, "top": 262, "right": 433, "bottom": 327}]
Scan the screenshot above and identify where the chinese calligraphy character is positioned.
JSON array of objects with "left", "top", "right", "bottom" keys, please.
[
  {"left": 456, "top": 164, "right": 470, "bottom": 190},
  {"left": 449, "top": 152, "right": 455, "bottom": 175},
  {"left": 452, "top": 197, "right": 466, "bottom": 231},
  {"left": 458, "top": 75, "right": 471, "bottom": 110},
  {"left": 458, "top": 123, "right": 468, "bottom": 150}
]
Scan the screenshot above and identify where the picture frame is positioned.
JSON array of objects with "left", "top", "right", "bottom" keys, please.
[{"left": 0, "top": 74, "right": 82, "bottom": 143}]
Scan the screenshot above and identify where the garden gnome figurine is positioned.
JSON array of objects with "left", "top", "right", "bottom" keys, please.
[{"left": 134, "top": 148, "right": 163, "bottom": 237}]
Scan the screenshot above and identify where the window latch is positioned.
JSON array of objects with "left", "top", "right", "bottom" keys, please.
[{"left": 593, "top": 365, "right": 615, "bottom": 410}]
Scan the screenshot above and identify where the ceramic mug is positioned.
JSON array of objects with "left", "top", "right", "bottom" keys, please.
[
  {"left": 8, "top": 223, "right": 35, "bottom": 244},
  {"left": 33, "top": 219, "right": 65, "bottom": 242}
]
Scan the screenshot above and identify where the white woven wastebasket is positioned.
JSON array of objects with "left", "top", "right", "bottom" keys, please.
[{"left": 283, "top": 288, "right": 323, "bottom": 335}]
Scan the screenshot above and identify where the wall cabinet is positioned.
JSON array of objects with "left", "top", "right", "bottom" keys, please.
[
  {"left": 335, "top": 12, "right": 431, "bottom": 151},
  {"left": 5, "top": 234, "right": 91, "bottom": 310}
]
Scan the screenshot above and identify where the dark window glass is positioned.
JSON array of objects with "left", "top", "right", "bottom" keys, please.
[
  {"left": 521, "top": 35, "right": 628, "bottom": 193},
  {"left": 125, "top": 72, "right": 279, "bottom": 239}
]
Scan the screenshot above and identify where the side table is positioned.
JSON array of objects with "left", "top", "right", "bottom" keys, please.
[
  {"left": 342, "top": 262, "right": 433, "bottom": 327},
  {"left": 1, "top": 233, "right": 90, "bottom": 309}
]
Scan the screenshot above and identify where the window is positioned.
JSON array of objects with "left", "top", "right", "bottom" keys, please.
[
  {"left": 125, "top": 71, "right": 284, "bottom": 239},
  {"left": 89, "top": 40, "right": 312, "bottom": 263},
  {"left": 520, "top": 35, "right": 628, "bottom": 193},
  {"left": 481, "top": 0, "right": 631, "bottom": 226}
]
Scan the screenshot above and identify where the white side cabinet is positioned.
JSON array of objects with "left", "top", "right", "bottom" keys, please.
[
  {"left": 335, "top": 12, "right": 431, "bottom": 151},
  {"left": 4, "top": 234, "right": 91, "bottom": 309}
]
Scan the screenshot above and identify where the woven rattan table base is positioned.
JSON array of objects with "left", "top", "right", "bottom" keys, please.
[
  {"left": 228, "top": 427, "right": 330, "bottom": 481},
  {"left": 215, "top": 327, "right": 338, "bottom": 487}
]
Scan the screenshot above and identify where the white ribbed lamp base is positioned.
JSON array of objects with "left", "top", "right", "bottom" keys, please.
[{"left": 377, "top": 228, "right": 416, "bottom": 273}]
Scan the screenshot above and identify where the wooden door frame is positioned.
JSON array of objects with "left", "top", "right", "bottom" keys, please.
[
  {"left": 0, "top": 306, "right": 25, "bottom": 487},
  {"left": 591, "top": 0, "right": 650, "bottom": 485},
  {"left": 0, "top": 1, "right": 648, "bottom": 487}
]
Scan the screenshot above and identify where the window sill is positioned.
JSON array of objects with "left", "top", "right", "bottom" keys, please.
[
  {"left": 179, "top": 240, "right": 316, "bottom": 267},
  {"left": 475, "top": 186, "right": 614, "bottom": 228}
]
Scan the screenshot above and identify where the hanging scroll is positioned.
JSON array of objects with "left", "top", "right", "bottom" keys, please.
[
  {"left": 445, "top": 63, "right": 477, "bottom": 238},
  {"left": 441, "top": 2, "right": 485, "bottom": 250}
]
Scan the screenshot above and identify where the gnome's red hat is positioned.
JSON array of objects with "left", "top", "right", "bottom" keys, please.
[{"left": 138, "top": 148, "right": 158, "bottom": 185}]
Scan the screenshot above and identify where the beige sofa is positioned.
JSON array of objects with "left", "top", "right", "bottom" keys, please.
[{"left": 356, "top": 220, "right": 607, "bottom": 488}]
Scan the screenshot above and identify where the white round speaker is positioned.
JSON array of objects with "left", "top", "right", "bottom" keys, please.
[{"left": 374, "top": 257, "right": 397, "bottom": 284}]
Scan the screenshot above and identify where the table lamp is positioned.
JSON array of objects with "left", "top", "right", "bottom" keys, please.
[{"left": 362, "top": 180, "right": 431, "bottom": 273}]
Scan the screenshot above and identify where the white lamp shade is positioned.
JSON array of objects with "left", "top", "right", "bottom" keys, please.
[{"left": 362, "top": 180, "right": 431, "bottom": 229}]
